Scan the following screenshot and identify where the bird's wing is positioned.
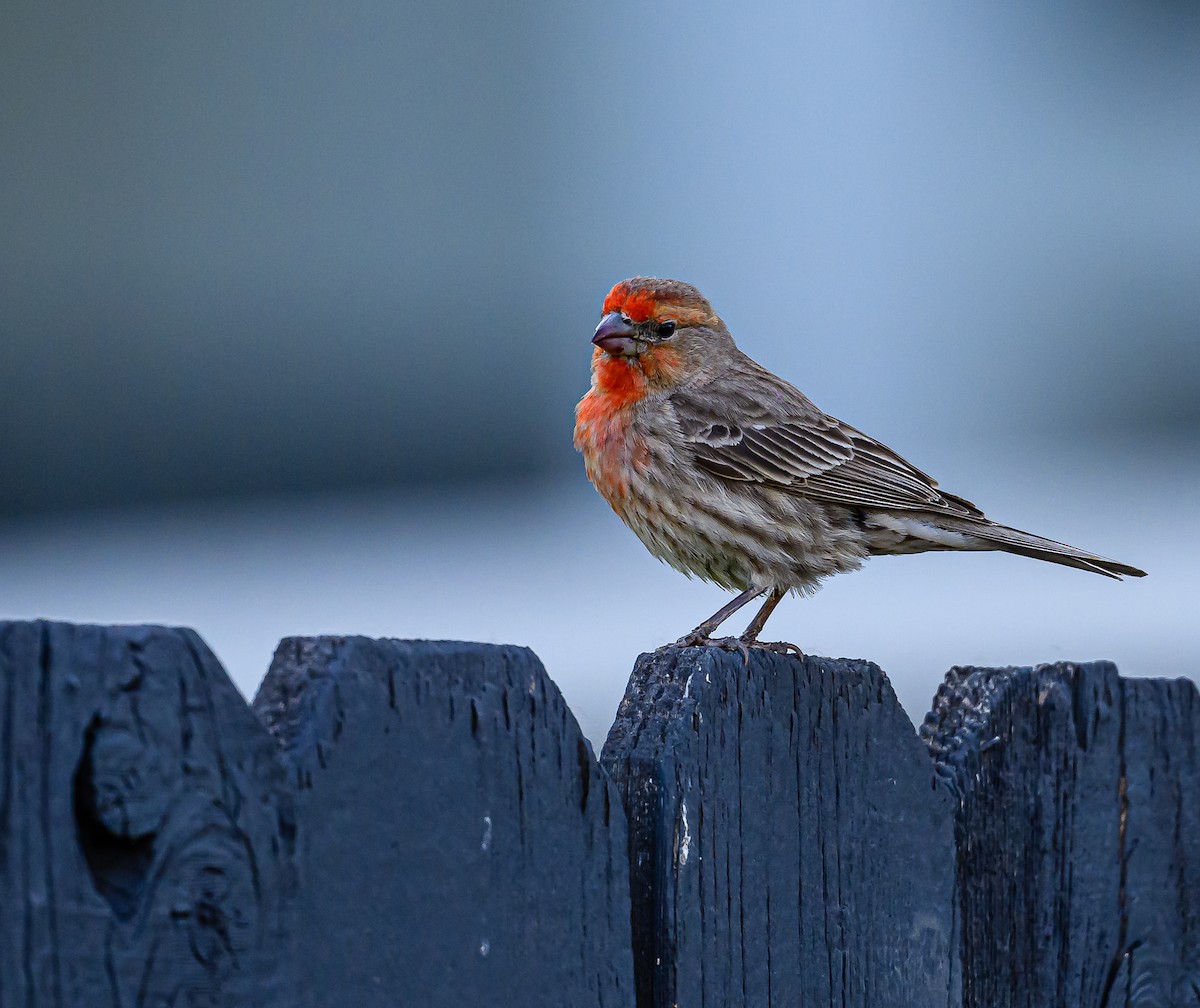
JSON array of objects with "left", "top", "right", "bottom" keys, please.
[{"left": 668, "top": 364, "right": 984, "bottom": 519}]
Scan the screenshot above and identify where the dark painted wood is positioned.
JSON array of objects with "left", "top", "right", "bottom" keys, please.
[
  {"left": 600, "top": 647, "right": 960, "bottom": 1008},
  {"left": 7, "top": 616, "right": 1194, "bottom": 1008},
  {"left": 0, "top": 619, "right": 295, "bottom": 1008},
  {"left": 922, "top": 661, "right": 1200, "bottom": 1008},
  {"left": 253, "top": 636, "right": 634, "bottom": 1008}
]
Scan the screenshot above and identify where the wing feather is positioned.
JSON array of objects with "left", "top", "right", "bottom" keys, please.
[{"left": 669, "top": 360, "right": 983, "bottom": 519}]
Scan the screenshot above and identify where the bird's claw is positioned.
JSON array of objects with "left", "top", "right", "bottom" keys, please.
[
  {"left": 662, "top": 629, "right": 715, "bottom": 650},
  {"left": 661, "top": 633, "right": 752, "bottom": 664},
  {"left": 660, "top": 634, "right": 802, "bottom": 664},
  {"left": 708, "top": 636, "right": 753, "bottom": 663},
  {"left": 743, "top": 638, "right": 804, "bottom": 658}
]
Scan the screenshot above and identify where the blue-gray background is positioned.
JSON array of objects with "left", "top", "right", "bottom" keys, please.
[{"left": 3, "top": 2, "right": 1197, "bottom": 742}]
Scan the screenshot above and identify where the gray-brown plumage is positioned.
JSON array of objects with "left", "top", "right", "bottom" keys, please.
[{"left": 574, "top": 276, "right": 1146, "bottom": 654}]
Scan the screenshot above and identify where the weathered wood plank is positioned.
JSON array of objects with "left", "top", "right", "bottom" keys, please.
[
  {"left": 252, "top": 637, "right": 634, "bottom": 1008},
  {"left": 600, "top": 647, "right": 960, "bottom": 1008},
  {"left": 0, "top": 619, "right": 296, "bottom": 1008},
  {"left": 922, "top": 661, "right": 1200, "bottom": 1008}
]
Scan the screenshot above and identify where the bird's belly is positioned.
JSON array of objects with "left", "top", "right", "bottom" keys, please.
[
  {"left": 616, "top": 490, "right": 753, "bottom": 590},
  {"left": 576, "top": 413, "right": 730, "bottom": 576},
  {"left": 615, "top": 473, "right": 870, "bottom": 594}
]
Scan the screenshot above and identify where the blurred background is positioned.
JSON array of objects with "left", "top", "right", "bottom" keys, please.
[{"left": 2, "top": 1, "right": 1197, "bottom": 744}]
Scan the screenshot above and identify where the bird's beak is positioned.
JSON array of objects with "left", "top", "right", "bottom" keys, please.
[{"left": 592, "top": 312, "right": 638, "bottom": 356}]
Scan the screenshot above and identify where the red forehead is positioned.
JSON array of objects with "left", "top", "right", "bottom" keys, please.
[{"left": 603, "top": 282, "right": 662, "bottom": 323}]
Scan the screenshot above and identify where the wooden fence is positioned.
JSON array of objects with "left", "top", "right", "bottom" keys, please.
[{"left": 0, "top": 619, "right": 1195, "bottom": 1007}]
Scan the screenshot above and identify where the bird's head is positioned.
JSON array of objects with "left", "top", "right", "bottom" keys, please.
[{"left": 592, "top": 277, "right": 731, "bottom": 382}]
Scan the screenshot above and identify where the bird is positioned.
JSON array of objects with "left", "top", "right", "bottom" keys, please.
[{"left": 573, "top": 276, "right": 1146, "bottom": 657}]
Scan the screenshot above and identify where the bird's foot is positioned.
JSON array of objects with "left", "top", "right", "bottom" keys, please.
[
  {"left": 741, "top": 638, "right": 804, "bottom": 658},
  {"left": 662, "top": 629, "right": 714, "bottom": 649},
  {"left": 661, "top": 632, "right": 751, "bottom": 664}
]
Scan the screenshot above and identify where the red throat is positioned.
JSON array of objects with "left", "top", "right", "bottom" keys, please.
[
  {"left": 574, "top": 354, "right": 646, "bottom": 502},
  {"left": 588, "top": 349, "right": 647, "bottom": 408}
]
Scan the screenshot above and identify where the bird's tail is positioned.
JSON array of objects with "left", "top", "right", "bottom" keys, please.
[{"left": 948, "top": 518, "right": 1147, "bottom": 580}]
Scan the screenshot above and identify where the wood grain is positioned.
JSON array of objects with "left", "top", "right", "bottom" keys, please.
[
  {"left": 253, "top": 636, "right": 634, "bottom": 1008},
  {"left": 601, "top": 647, "right": 960, "bottom": 1008}
]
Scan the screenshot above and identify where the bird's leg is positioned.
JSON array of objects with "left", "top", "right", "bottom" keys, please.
[
  {"left": 678, "top": 585, "right": 766, "bottom": 640},
  {"left": 663, "top": 585, "right": 766, "bottom": 659},
  {"left": 737, "top": 587, "right": 784, "bottom": 641},
  {"left": 738, "top": 588, "right": 803, "bottom": 657}
]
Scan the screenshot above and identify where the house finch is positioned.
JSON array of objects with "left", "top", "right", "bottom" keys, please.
[{"left": 574, "top": 276, "right": 1146, "bottom": 656}]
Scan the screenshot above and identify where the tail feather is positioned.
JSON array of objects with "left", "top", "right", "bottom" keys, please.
[{"left": 958, "top": 520, "right": 1147, "bottom": 580}]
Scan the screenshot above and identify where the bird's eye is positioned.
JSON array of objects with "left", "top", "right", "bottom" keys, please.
[{"left": 655, "top": 320, "right": 677, "bottom": 338}]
